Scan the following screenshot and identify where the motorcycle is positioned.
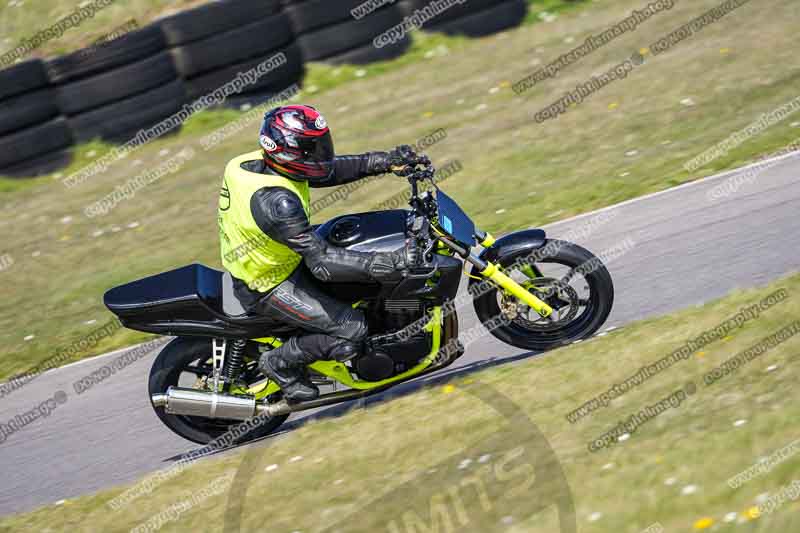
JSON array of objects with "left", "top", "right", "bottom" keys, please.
[{"left": 104, "top": 156, "right": 614, "bottom": 444}]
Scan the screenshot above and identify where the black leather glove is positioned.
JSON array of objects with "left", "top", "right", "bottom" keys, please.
[
  {"left": 366, "top": 145, "right": 419, "bottom": 175},
  {"left": 367, "top": 238, "right": 421, "bottom": 282},
  {"left": 367, "top": 251, "right": 406, "bottom": 282},
  {"left": 388, "top": 145, "right": 417, "bottom": 167}
]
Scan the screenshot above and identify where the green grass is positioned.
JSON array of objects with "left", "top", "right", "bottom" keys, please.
[
  {"left": 1, "top": 0, "right": 799, "bottom": 380},
  {"left": 3, "top": 273, "right": 799, "bottom": 532}
]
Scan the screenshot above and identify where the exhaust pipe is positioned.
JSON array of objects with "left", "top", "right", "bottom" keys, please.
[
  {"left": 151, "top": 385, "right": 381, "bottom": 421},
  {"left": 152, "top": 387, "right": 263, "bottom": 420}
]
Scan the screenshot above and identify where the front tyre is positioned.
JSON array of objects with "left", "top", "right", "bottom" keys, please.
[
  {"left": 472, "top": 239, "right": 614, "bottom": 352},
  {"left": 148, "top": 337, "right": 288, "bottom": 445}
]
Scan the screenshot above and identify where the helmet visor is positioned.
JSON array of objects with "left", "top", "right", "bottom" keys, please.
[
  {"left": 293, "top": 130, "right": 334, "bottom": 164},
  {"left": 283, "top": 131, "right": 334, "bottom": 181}
]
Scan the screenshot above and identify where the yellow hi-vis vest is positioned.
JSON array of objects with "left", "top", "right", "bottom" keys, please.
[{"left": 218, "top": 151, "right": 310, "bottom": 293}]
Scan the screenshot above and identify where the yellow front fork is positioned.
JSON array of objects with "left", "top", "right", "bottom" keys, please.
[
  {"left": 480, "top": 261, "right": 553, "bottom": 318},
  {"left": 471, "top": 230, "right": 552, "bottom": 318}
]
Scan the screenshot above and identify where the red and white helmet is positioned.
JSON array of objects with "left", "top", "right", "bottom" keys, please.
[{"left": 259, "top": 104, "right": 334, "bottom": 183}]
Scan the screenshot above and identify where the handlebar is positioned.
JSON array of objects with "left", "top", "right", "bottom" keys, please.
[
  {"left": 392, "top": 153, "right": 435, "bottom": 182},
  {"left": 388, "top": 151, "right": 438, "bottom": 216}
]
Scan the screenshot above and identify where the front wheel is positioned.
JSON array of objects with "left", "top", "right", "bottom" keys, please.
[
  {"left": 148, "top": 337, "right": 288, "bottom": 445},
  {"left": 472, "top": 239, "right": 614, "bottom": 352}
]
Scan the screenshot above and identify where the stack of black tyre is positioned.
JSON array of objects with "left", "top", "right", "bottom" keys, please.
[
  {"left": 48, "top": 25, "right": 186, "bottom": 144},
  {"left": 399, "top": 0, "right": 528, "bottom": 37},
  {"left": 161, "top": 0, "right": 304, "bottom": 106},
  {"left": 0, "top": 59, "right": 73, "bottom": 176},
  {"left": 285, "top": 0, "right": 411, "bottom": 65}
]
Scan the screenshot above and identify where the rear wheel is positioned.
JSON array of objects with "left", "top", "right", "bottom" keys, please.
[
  {"left": 148, "top": 337, "right": 288, "bottom": 445},
  {"left": 472, "top": 239, "right": 614, "bottom": 351}
]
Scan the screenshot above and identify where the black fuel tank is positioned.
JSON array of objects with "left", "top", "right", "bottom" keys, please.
[
  {"left": 315, "top": 209, "right": 409, "bottom": 253},
  {"left": 313, "top": 209, "right": 462, "bottom": 304}
]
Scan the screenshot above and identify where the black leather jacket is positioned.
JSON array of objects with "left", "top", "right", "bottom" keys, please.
[{"left": 234, "top": 152, "right": 405, "bottom": 305}]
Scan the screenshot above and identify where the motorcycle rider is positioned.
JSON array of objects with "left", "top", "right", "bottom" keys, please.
[{"left": 218, "top": 104, "right": 420, "bottom": 402}]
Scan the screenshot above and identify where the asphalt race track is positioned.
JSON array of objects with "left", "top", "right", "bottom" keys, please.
[{"left": 1, "top": 153, "right": 798, "bottom": 516}]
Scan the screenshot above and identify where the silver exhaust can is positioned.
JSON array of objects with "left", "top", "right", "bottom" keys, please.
[{"left": 154, "top": 386, "right": 258, "bottom": 420}]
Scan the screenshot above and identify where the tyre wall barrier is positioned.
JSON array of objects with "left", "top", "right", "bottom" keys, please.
[
  {"left": 0, "top": 59, "right": 73, "bottom": 177},
  {"left": 285, "top": 0, "right": 411, "bottom": 65},
  {"left": 398, "top": 0, "right": 528, "bottom": 37},
  {"left": 0, "top": 0, "right": 530, "bottom": 178},
  {"left": 162, "top": 0, "right": 303, "bottom": 104},
  {"left": 50, "top": 25, "right": 185, "bottom": 144}
]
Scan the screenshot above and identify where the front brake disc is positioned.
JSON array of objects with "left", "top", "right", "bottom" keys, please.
[{"left": 504, "top": 278, "right": 580, "bottom": 328}]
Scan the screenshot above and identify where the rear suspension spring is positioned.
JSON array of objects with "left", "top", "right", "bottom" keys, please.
[{"left": 222, "top": 339, "right": 247, "bottom": 382}]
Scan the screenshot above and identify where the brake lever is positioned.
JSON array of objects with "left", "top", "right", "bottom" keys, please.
[{"left": 393, "top": 165, "right": 414, "bottom": 177}]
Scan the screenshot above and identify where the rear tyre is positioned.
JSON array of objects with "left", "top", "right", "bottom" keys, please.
[
  {"left": 149, "top": 337, "right": 288, "bottom": 445},
  {"left": 472, "top": 239, "right": 614, "bottom": 352}
]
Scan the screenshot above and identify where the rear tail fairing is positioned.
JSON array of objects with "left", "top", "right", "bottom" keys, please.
[{"left": 103, "top": 264, "right": 296, "bottom": 338}]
